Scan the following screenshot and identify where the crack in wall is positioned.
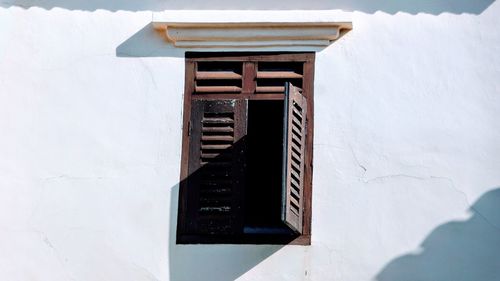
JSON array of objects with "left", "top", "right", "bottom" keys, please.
[
  {"left": 138, "top": 59, "right": 159, "bottom": 90},
  {"left": 131, "top": 262, "right": 160, "bottom": 281},
  {"left": 34, "top": 229, "right": 77, "bottom": 281},
  {"left": 348, "top": 144, "right": 367, "bottom": 173},
  {"left": 40, "top": 174, "right": 108, "bottom": 181}
]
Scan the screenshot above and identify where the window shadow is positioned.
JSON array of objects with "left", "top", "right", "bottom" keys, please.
[
  {"left": 115, "top": 24, "right": 328, "bottom": 58},
  {"left": 168, "top": 135, "right": 287, "bottom": 280},
  {"left": 168, "top": 184, "right": 284, "bottom": 281},
  {"left": 375, "top": 187, "right": 500, "bottom": 281},
  {"left": 0, "top": 0, "right": 495, "bottom": 15},
  {"left": 116, "top": 24, "right": 186, "bottom": 58}
]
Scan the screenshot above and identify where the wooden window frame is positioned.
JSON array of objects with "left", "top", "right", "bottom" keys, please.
[{"left": 178, "top": 52, "right": 315, "bottom": 245}]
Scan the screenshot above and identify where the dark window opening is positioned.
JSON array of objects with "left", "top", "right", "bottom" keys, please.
[{"left": 244, "top": 100, "right": 293, "bottom": 234}]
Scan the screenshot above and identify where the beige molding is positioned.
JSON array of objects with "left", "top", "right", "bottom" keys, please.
[{"left": 152, "top": 22, "right": 352, "bottom": 48}]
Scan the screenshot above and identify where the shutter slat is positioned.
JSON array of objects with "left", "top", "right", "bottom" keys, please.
[
  {"left": 281, "top": 83, "right": 307, "bottom": 234},
  {"left": 289, "top": 195, "right": 300, "bottom": 210},
  {"left": 291, "top": 126, "right": 303, "bottom": 140},
  {"left": 256, "top": 86, "right": 285, "bottom": 93},
  {"left": 291, "top": 133, "right": 302, "bottom": 148},
  {"left": 202, "top": 127, "right": 234, "bottom": 133},
  {"left": 290, "top": 157, "right": 301, "bottom": 171},
  {"left": 201, "top": 160, "right": 232, "bottom": 165},
  {"left": 195, "top": 86, "right": 242, "bottom": 93},
  {"left": 202, "top": 117, "right": 235, "bottom": 124},
  {"left": 292, "top": 107, "right": 303, "bottom": 121},
  {"left": 201, "top": 153, "right": 231, "bottom": 159},
  {"left": 201, "top": 179, "right": 233, "bottom": 186},
  {"left": 196, "top": 71, "right": 242, "bottom": 80},
  {"left": 201, "top": 144, "right": 232, "bottom": 150},
  {"left": 291, "top": 142, "right": 302, "bottom": 156},
  {"left": 289, "top": 184, "right": 300, "bottom": 198},
  {"left": 200, "top": 189, "right": 232, "bottom": 196},
  {"left": 256, "top": 71, "right": 303, "bottom": 79},
  {"left": 290, "top": 169, "right": 301, "bottom": 183},
  {"left": 290, "top": 177, "right": 301, "bottom": 191},
  {"left": 201, "top": 135, "right": 234, "bottom": 141}
]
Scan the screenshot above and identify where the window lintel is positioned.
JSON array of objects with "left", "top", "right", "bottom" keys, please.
[{"left": 152, "top": 21, "right": 352, "bottom": 48}]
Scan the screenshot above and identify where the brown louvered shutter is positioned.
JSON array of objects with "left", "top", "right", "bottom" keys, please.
[
  {"left": 186, "top": 99, "right": 247, "bottom": 235},
  {"left": 282, "top": 83, "right": 307, "bottom": 234}
]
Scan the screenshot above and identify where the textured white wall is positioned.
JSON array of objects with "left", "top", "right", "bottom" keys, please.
[{"left": 1, "top": 2, "right": 499, "bottom": 281}]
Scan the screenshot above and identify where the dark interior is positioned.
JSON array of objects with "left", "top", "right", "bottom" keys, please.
[{"left": 244, "top": 100, "right": 292, "bottom": 234}]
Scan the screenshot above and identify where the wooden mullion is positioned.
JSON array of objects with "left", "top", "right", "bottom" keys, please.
[{"left": 242, "top": 62, "right": 256, "bottom": 96}]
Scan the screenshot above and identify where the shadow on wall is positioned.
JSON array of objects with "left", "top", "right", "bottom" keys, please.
[
  {"left": 376, "top": 188, "right": 500, "bottom": 281},
  {"left": 168, "top": 186, "right": 284, "bottom": 281},
  {"left": 115, "top": 23, "right": 330, "bottom": 58},
  {"left": 116, "top": 24, "right": 186, "bottom": 58},
  {"left": 167, "top": 136, "right": 285, "bottom": 281},
  {"left": 0, "top": 0, "right": 495, "bottom": 14}
]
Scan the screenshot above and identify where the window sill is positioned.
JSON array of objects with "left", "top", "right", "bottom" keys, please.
[{"left": 177, "top": 234, "right": 311, "bottom": 245}]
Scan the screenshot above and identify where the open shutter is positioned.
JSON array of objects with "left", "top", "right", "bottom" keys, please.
[
  {"left": 282, "top": 83, "right": 307, "bottom": 234},
  {"left": 187, "top": 99, "right": 247, "bottom": 235}
]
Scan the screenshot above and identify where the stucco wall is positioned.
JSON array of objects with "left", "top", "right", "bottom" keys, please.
[{"left": 1, "top": 2, "right": 499, "bottom": 280}]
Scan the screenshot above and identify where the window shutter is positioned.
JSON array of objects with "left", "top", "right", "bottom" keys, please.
[
  {"left": 187, "top": 99, "right": 247, "bottom": 235},
  {"left": 282, "top": 83, "right": 307, "bottom": 234}
]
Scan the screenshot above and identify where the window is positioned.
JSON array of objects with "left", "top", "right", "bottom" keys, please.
[{"left": 177, "top": 53, "right": 314, "bottom": 245}]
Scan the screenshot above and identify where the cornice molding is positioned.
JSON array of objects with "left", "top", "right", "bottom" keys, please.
[{"left": 152, "top": 21, "right": 352, "bottom": 48}]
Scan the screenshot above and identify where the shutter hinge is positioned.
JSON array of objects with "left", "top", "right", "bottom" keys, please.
[{"left": 188, "top": 121, "right": 192, "bottom": 136}]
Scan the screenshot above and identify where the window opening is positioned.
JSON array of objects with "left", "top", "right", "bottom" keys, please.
[{"left": 178, "top": 52, "right": 314, "bottom": 244}]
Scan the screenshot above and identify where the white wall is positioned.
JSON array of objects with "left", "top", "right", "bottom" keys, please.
[{"left": 1, "top": 2, "right": 500, "bottom": 281}]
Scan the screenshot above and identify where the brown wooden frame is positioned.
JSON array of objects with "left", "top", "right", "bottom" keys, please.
[{"left": 178, "top": 52, "right": 315, "bottom": 245}]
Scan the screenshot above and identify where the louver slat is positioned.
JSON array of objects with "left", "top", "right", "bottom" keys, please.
[
  {"left": 256, "top": 71, "right": 303, "bottom": 79},
  {"left": 282, "top": 83, "right": 307, "bottom": 234},
  {"left": 195, "top": 86, "right": 242, "bottom": 93},
  {"left": 255, "top": 86, "right": 286, "bottom": 93},
  {"left": 187, "top": 99, "right": 247, "bottom": 235},
  {"left": 196, "top": 71, "right": 242, "bottom": 80}
]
